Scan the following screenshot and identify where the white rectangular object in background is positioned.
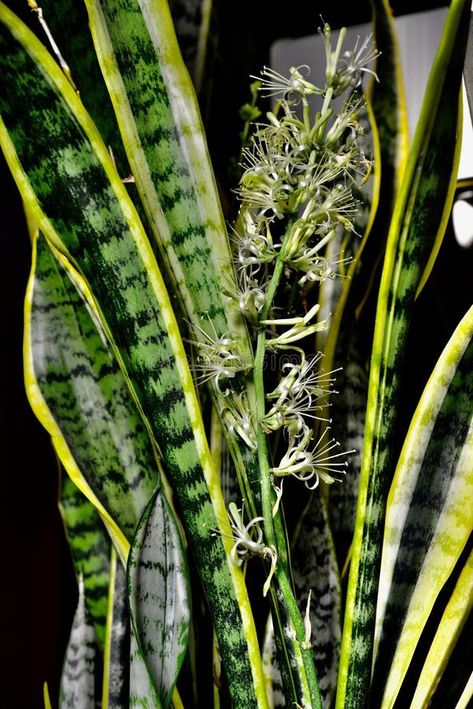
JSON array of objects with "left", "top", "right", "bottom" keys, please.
[{"left": 270, "top": 7, "right": 473, "bottom": 180}]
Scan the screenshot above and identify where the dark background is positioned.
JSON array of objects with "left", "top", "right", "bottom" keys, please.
[{"left": 1, "top": 1, "right": 469, "bottom": 707}]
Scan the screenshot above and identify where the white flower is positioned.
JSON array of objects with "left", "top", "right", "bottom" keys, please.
[
  {"left": 271, "top": 426, "right": 354, "bottom": 489},
  {"left": 263, "top": 303, "right": 327, "bottom": 347},
  {"left": 254, "top": 65, "right": 322, "bottom": 101},
  {"left": 191, "top": 323, "right": 252, "bottom": 393},
  {"left": 338, "top": 34, "right": 379, "bottom": 88},
  {"left": 220, "top": 390, "right": 257, "bottom": 449},
  {"left": 227, "top": 503, "right": 277, "bottom": 596}
]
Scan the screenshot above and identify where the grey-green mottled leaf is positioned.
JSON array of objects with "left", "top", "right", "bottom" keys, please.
[
  {"left": 293, "top": 494, "right": 341, "bottom": 707},
  {"left": 31, "top": 234, "right": 158, "bottom": 542},
  {"left": 371, "top": 306, "right": 473, "bottom": 706},
  {"left": 130, "top": 628, "right": 162, "bottom": 709},
  {"left": 60, "top": 574, "right": 97, "bottom": 709},
  {"left": 127, "top": 488, "right": 190, "bottom": 707},
  {"left": 60, "top": 474, "right": 111, "bottom": 649}
]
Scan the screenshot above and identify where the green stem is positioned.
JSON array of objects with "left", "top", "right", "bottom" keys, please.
[{"left": 253, "top": 220, "right": 322, "bottom": 709}]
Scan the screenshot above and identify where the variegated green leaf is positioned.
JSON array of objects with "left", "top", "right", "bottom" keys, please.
[
  {"left": 28, "top": 234, "right": 158, "bottom": 545},
  {"left": 60, "top": 474, "right": 111, "bottom": 649},
  {"left": 59, "top": 574, "right": 97, "bottom": 709},
  {"left": 130, "top": 627, "right": 163, "bottom": 709},
  {"left": 337, "top": 3, "right": 470, "bottom": 706},
  {"left": 0, "top": 10, "right": 266, "bottom": 704},
  {"left": 28, "top": 0, "right": 129, "bottom": 176},
  {"left": 371, "top": 305, "right": 473, "bottom": 706},
  {"left": 103, "top": 549, "right": 130, "bottom": 709},
  {"left": 84, "top": 0, "right": 248, "bottom": 354},
  {"left": 411, "top": 548, "right": 473, "bottom": 708},
  {"left": 326, "top": 330, "right": 368, "bottom": 570},
  {"left": 127, "top": 487, "right": 190, "bottom": 707}
]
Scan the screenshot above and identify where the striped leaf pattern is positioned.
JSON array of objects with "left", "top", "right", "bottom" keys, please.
[
  {"left": 291, "top": 493, "right": 342, "bottom": 708},
  {"left": 59, "top": 574, "right": 97, "bottom": 709},
  {"left": 29, "top": 0, "right": 129, "bottom": 177},
  {"left": 84, "top": 3, "right": 314, "bottom": 700},
  {"left": 103, "top": 550, "right": 130, "bottom": 708},
  {"left": 60, "top": 475, "right": 111, "bottom": 650},
  {"left": 129, "top": 627, "right": 163, "bottom": 709},
  {"left": 127, "top": 488, "right": 190, "bottom": 707},
  {"left": 337, "top": 2, "right": 470, "bottom": 706},
  {"left": 372, "top": 305, "right": 473, "bottom": 706},
  {"left": 28, "top": 233, "right": 158, "bottom": 543},
  {"left": 0, "top": 8, "right": 265, "bottom": 705},
  {"left": 85, "top": 0, "right": 247, "bottom": 351},
  {"left": 327, "top": 330, "right": 369, "bottom": 570}
]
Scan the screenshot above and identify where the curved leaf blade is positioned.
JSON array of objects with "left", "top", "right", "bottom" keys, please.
[
  {"left": 28, "top": 233, "right": 158, "bottom": 543},
  {"left": 0, "top": 9, "right": 266, "bottom": 705},
  {"left": 372, "top": 305, "right": 473, "bottom": 705},
  {"left": 127, "top": 488, "right": 191, "bottom": 707}
]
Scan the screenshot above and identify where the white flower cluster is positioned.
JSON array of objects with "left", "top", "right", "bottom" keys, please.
[
  {"left": 228, "top": 25, "right": 372, "bottom": 490},
  {"left": 229, "top": 26, "right": 375, "bottom": 320}
]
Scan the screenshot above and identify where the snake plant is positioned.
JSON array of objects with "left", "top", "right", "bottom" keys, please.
[{"left": 1, "top": 0, "right": 471, "bottom": 707}]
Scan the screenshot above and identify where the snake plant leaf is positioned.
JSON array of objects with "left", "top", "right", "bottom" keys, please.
[
  {"left": 410, "top": 548, "right": 473, "bottom": 708},
  {"left": 168, "top": 0, "right": 213, "bottom": 92},
  {"left": 43, "top": 683, "right": 53, "bottom": 709},
  {"left": 326, "top": 331, "right": 369, "bottom": 570},
  {"left": 103, "top": 549, "right": 130, "bottom": 709},
  {"left": 347, "top": 0, "right": 409, "bottom": 318},
  {"left": 26, "top": 233, "right": 158, "bottom": 545},
  {"left": 337, "top": 3, "right": 471, "bottom": 706},
  {"left": 130, "top": 628, "right": 163, "bottom": 709},
  {"left": 60, "top": 474, "right": 111, "bottom": 650},
  {"left": 84, "top": 0, "right": 249, "bottom": 355},
  {"left": 292, "top": 493, "right": 342, "bottom": 708},
  {"left": 0, "top": 9, "right": 266, "bottom": 705},
  {"left": 83, "top": 3, "right": 311, "bottom": 700},
  {"left": 370, "top": 304, "right": 473, "bottom": 706},
  {"left": 127, "top": 487, "right": 190, "bottom": 707},
  {"left": 59, "top": 574, "right": 97, "bottom": 709},
  {"left": 28, "top": 0, "right": 129, "bottom": 177},
  {"left": 322, "top": 0, "right": 408, "bottom": 373},
  {"left": 263, "top": 493, "right": 341, "bottom": 709},
  {"left": 368, "top": 0, "right": 409, "bottom": 197}
]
